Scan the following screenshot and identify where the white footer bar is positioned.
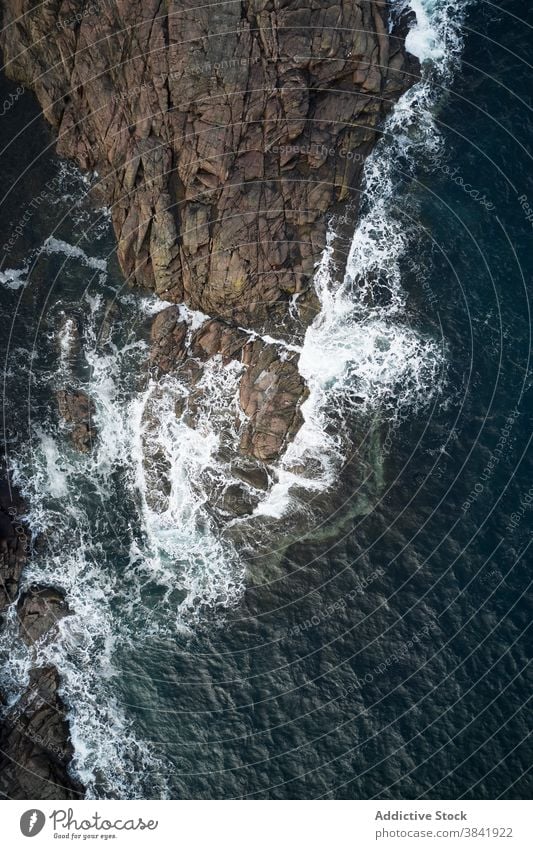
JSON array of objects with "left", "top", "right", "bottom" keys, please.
[{"left": 3, "top": 799, "right": 531, "bottom": 848}]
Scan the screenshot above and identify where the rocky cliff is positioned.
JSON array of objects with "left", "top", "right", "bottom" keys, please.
[{"left": 1, "top": 0, "right": 418, "bottom": 463}]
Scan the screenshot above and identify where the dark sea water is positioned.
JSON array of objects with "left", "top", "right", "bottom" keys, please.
[{"left": 0, "top": 0, "right": 531, "bottom": 799}]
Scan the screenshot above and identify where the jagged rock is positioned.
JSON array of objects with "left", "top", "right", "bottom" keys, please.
[
  {"left": 0, "top": 666, "right": 83, "bottom": 800},
  {"left": 150, "top": 305, "right": 188, "bottom": 372},
  {"left": 99, "top": 299, "right": 120, "bottom": 347},
  {"left": 17, "top": 586, "right": 71, "bottom": 645},
  {"left": 56, "top": 388, "right": 96, "bottom": 452},
  {"left": 1, "top": 0, "right": 418, "bottom": 461},
  {"left": 239, "top": 341, "right": 308, "bottom": 461},
  {"left": 189, "top": 320, "right": 249, "bottom": 363},
  {"left": 0, "top": 467, "right": 82, "bottom": 800},
  {"left": 0, "top": 476, "right": 29, "bottom": 612},
  {"left": 0, "top": 0, "right": 420, "bottom": 800}
]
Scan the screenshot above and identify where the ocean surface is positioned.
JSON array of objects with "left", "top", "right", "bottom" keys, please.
[{"left": 0, "top": 0, "right": 531, "bottom": 799}]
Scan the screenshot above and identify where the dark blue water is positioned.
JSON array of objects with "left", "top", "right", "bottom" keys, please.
[{"left": 0, "top": 0, "right": 531, "bottom": 799}]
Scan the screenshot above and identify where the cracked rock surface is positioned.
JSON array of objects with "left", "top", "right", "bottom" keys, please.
[{"left": 1, "top": 0, "right": 418, "bottom": 463}]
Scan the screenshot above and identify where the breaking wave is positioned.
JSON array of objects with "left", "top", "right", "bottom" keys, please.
[{"left": 257, "top": 0, "right": 468, "bottom": 516}]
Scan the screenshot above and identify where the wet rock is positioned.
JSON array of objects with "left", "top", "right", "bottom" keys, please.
[
  {"left": 0, "top": 476, "right": 29, "bottom": 611},
  {"left": 17, "top": 586, "right": 71, "bottom": 646},
  {"left": 1, "top": 0, "right": 418, "bottom": 460},
  {"left": 218, "top": 483, "right": 259, "bottom": 517},
  {"left": 99, "top": 299, "right": 120, "bottom": 347},
  {"left": 0, "top": 666, "right": 83, "bottom": 800},
  {"left": 239, "top": 342, "right": 309, "bottom": 461},
  {"left": 150, "top": 305, "right": 188, "bottom": 372},
  {"left": 57, "top": 388, "right": 97, "bottom": 452},
  {"left": 0, "top": 467, "right": 82, "bottom": 799},
  {"left": 231, "top": 461, "right": 270, "bottom": 492}
]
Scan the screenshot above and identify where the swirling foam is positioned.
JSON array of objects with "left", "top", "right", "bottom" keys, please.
[{"left": 257, "top": 0, "right": 468, "bottom": 516}]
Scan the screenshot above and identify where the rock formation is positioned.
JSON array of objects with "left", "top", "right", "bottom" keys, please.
[
  {"left": 1, "top": 0, "right": 419, "bottom": 463},
  {"left": 57, "top": 388, "right": 97, "bottom": 452},
  {"left": 0, "top": 471, "right": 83, "bottom": 799}
]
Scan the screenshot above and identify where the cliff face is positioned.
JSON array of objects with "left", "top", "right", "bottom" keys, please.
[{"left": 1, "top": 0, "right": 418, "bottom": 463}]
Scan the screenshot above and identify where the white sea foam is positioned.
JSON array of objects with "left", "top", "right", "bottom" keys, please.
[
  {"left": 1, "top": 232, "right": 107, "bottom": 294},
  {"left": 6, "top": 311, "right": 168, "bottom": 798},
  {"left": 126, "top": 359, "right": 246, "bottom": 628},
  {"left": 5, "top": 285, "right": 248, "bottom": 795},
  {"left": 42, "top": 236, "right": 107, "bottom": 274},
  {"left": 0, "top": 267, "right": 28, "bottom": 290},
  {"left": 404, "top": 1, "right": 446, "bottom": 62},
  {"left": 256, "top": 0, "right": 467, "bottom": 516},
  {"left": 0, "top": 166, "right": 175, "bottom": 798}
]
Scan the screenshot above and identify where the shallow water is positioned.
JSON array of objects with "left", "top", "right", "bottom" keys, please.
[{"left": 0, "top": 0, "right": 532, "bottom": 799}]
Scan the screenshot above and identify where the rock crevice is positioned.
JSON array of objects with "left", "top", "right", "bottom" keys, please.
[{"left": 1, "top": 0, "right": 418, "bottom": 462}]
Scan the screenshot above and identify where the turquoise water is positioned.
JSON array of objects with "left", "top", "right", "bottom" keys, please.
[{"left": 0, "top": 0, "right": 531, "bottom": 798}]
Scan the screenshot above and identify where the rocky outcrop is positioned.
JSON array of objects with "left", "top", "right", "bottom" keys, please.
[
  {"left": 0, "top": 0, "right": 420, "bottom": 800},
  {"left": 0, "top": 469, "right": 83, "bottom": 799},
  {"left": 239, "top": 339, "right": 307, "bottom": 461},
  {"left": 17, "top": 586, "right": 71, "bottom": 645},
  {"left": 150, "top": 306, "right": 306, "bottom": 460},
  {"left": 57, "top": 388, "right": 97, "bottom": 452},
  {"left": 0, "top": 665, "right": 83, "bottom": 800},
  {"left": 1, "top": 0, "right": 419, "bottom": 463},
  {"left": 150, "top": 305, "right": 189, "bottom": 371}
]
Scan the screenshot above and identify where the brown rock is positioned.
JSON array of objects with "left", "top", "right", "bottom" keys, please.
[
  {"left": 189, "top": 320, "right": 249, "bottom": 363},
  {"left": 0, "top": 0, "right": 418, "bottom": 333},
  {"left": 239, "top": 342, "right": 308, "bottom": 461},
  {"left": 150, "top": 305, "right": 188, "bottom": 372},
  {"left": 57, "top": 389, "right": 96, "bottom": 452},
  {"left": 0, "top": 0, "right": 418, "bottom": 463},
  {"left": 17, "top": 586, "right": 71, "bottom": 646}
]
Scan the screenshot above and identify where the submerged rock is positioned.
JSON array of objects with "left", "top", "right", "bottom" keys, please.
[
  {"left": 57, "top": 313, "right": 81, "bottom": 362},
  {"left": 217, "top": 483, "right": 259, "bottom": 517}
]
